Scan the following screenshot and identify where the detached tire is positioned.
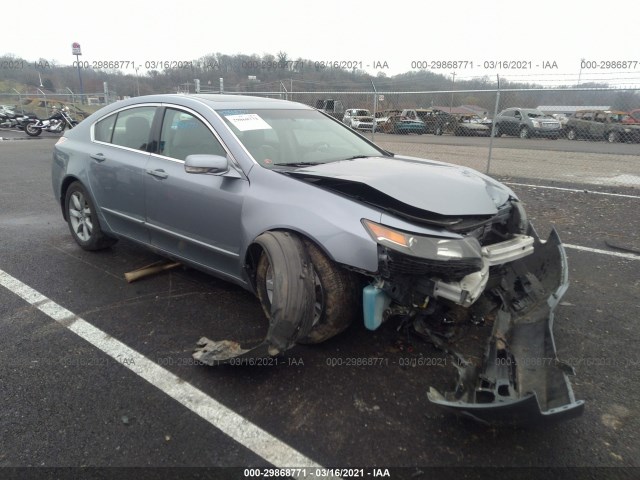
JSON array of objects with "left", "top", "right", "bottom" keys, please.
[
  {"left": 297, "top": 240, "right": 358, "bottom": 344},
  {"left": 64, "top": 181, "right": 117, "bottom": 251}
]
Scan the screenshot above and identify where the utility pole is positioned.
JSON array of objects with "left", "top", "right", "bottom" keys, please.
[{"left": 449, "top": 72, "right": 456, "bottom": 113}]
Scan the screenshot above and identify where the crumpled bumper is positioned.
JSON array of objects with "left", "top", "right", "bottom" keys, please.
[{"left": 426, "top": 228, "right": 585, "bottom": 425}]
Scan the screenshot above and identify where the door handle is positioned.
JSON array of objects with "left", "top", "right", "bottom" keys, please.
[
  {"left": 90, "top": 153, "right": 106, "bottom": 162},
  {"left": 146, "top": 169, "right": 168, "bottom": 179}
]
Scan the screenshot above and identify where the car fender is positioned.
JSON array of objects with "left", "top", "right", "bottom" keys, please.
[{"left": 240, "top": 166, "right": 384, "bottom": 277}]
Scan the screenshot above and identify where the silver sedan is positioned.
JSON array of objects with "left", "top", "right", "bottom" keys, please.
[{"left": 52, "top": 94, "right": 583, "bottom": 425}]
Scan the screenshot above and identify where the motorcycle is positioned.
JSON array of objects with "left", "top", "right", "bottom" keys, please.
[
  {"left": 25, "top": 105, "right": 79, "bottom": 137},
  {"left": 0, "top": 105, "right": 37, "bottom": 130}
]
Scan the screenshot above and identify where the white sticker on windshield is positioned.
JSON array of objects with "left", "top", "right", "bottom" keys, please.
[{"left": 225, "top": 113, "right": 272, "bottom": 131}]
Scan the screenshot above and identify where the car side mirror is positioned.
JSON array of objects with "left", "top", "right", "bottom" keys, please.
[{"left": 184, "top": 154, "right": 230, "bottom": 175}]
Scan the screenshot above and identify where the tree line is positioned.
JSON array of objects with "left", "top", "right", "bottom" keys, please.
[{"left": 1, "top": 52, "right": 637, "bottom": 112}]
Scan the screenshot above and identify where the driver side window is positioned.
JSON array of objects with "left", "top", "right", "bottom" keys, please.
[{"left": 159, "top": 108, "right": 226, "bottom": 161}]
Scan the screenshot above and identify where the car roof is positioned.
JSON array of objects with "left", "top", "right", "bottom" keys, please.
[{"left": 122, "top": 94, "right": 314, "bottom": 111}]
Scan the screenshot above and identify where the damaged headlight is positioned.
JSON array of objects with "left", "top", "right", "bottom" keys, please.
[{"left": 361, "top": 219, "right": 482, "bottom": 264}]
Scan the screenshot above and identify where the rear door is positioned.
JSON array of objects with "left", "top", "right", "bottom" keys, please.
[{"left": 88, "top": 104, "right": 157, "bottom": 242}]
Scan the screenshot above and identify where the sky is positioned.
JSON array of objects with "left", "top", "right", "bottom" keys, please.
[{"left": 3, "top": 0, "right": 640, "bottom": 88}]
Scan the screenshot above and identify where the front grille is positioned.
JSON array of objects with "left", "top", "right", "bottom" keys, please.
[{"left": 384, "top": 250, "right": 481, "bottom": 281}]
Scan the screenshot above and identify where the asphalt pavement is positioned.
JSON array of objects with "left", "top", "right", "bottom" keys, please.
[{"left": 1, "top": 135, "right": 639, "bottom": 479}]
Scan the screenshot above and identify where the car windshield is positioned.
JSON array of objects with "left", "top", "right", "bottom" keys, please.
[
  {"left": 354, "top": 110, "right": 370, "bottom": 116},
  {"left": 219, "top": 108, "right": 384, "bottom": 167}
]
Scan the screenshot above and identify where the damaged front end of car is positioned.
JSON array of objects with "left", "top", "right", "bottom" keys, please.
[
  {"left": 193, "top": 187, "right": 584, "bottom": 426},
  {"left": 360, "top": 200, "right": 584, "bottom": 425}
]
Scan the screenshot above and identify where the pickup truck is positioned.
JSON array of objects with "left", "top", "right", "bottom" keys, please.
[{"left": 315, "top": 99, "right": 345, "bottom": 120}]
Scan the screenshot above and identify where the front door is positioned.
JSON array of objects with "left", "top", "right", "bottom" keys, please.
[{"left": 144, "top": 107, "right": 249, "bottom": 281}]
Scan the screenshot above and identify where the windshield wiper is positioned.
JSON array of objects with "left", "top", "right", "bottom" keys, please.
[{"left": 272, "top": 162, "right": 322, "bottom": 167}]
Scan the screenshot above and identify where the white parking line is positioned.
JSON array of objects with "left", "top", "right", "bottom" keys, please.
[
  {"left": 505, "top": 182, "right": 640, "bottom": 199},
  {"left": 564, "top": 244, "right": 640, "bottom": 260},
  {"left": 0, "top": 268, "right": 331, "bottom": 477}
]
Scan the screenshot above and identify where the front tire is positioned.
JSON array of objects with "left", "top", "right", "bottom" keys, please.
[
  {"left": 255, "top": 231, "right": 316, "bottom": 347},
  {"left": 297, "top": 240, "right": 358, "bottom": 344},
  {"left": 65, "top": 182, "right": 117, "bottom": 250},
  {"left": 255, "top": 233, "right": 358, "bottom": 346},
  {"left": 566, "top": 128, "right": 577, "bottom": 140},
  {"left": 519, "top": 126, "right": 530, "bottom": 139},
  {"left": 607, "top": 131, "right": 619, "bottom": 143}
]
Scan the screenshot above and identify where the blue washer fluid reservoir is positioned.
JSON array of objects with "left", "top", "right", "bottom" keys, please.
[{"left": 363, "top": 284, "right": 392, "bottom": 330}]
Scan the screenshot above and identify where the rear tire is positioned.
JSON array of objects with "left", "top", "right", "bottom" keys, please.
[
  {"left": 566, "top": 128, "right": 577, "bottom": 140},
  {"left": 64, "top": 181, "right": 117, "bottom": 250},
  {"left": 25, "top": 122, "right": 41, "bottom": 136},
  {"left": 519, "top": 126, "right": 530, "bottom": 139},
  {"left": 607, "top": 131, "right": 619, "bottom": 143}
]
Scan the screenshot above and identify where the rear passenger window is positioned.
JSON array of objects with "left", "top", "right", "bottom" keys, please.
[
  {"left": 110, "top": 107, "right": 156, "bottom": 151},
  {"left": 159, "top": 108, "right": 226, "bottom": 161}
]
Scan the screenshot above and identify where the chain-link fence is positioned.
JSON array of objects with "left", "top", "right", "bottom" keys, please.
[{"left": 2, "top": 86, "right": 639, "bottom": 188}]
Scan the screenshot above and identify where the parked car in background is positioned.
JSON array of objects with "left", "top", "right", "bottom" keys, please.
[
  {"left": 374, "top": 110, "right": 391, "bottom": 131},
  {"left": 342, "top": 108, "right": 374, "bottom": 131},
  {"left": 448, "top": 114, "right": 492, "bottom": 136},
  {"left": 401, "top": 108, "right": 453, "bottom": 135},
  {"left": 493, "top": 108, "right": 562, "bottom": 139},
  {"left": 51, "top": 93, "right": 583, "bottom": 425},
  {"left": 380, "top": 112, "right": 426, "bottom": 134},
  {"left": 621, "top": 109, "right": 640, "bottom": 124},
  {"left": 565, "top": 110, "right": 640, "bottom": 143},
  {"left": 551, "top": 113, "right": 570, "bottom": 136}
]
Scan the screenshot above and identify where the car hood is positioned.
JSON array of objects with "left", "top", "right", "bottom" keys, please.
[{"left": 287, "top": 156, "right": 513, "bottom": 217}]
